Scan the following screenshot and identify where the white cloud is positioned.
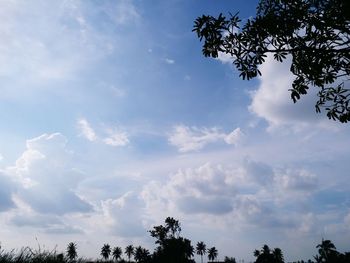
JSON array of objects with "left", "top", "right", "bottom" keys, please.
[
  {"left": 103, "top": 0, "right": 140, "bottom": 25},
  {"left": 216, "top": 52, "right": 233, "bottom": 64},
  {"left": 0, "top": 172, "right": 16, "bottom": 212},
  {"left": 165, "top": 58, "right": 175, "bottom": 64},
  {"left": 101, "top": 191, "right": 146, "bottom": 237},
  {"left": 168, "top": 125, "right": 242, "bottom": 152},
  {"left": 77, "top": 118, "right": 97, "bottom": 141},
  {"left": 278, "top": 169, "right": 318, "bottom": 191},
  {"left": 142, "top": 163, "right": 240, "bottom": 217},
  {"left": 103, "top": 129, "right": 129, "bottom": 147},
  {"left": 0, "top": 0, "right": 124, "bottom": 101},
  {"left": 249, "top": 55, "right": 329, "bottom": 130},
  {"left": 7, "top": 133, "right": 92, "bottom": 215},
  {"left": 77, "top": 119, "right": 129, "bottom": 147},
  {"left": 224, "top": 128, "right": 243, "bottom": 145}
]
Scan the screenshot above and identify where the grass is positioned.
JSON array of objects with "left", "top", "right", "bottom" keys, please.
[{"left": 0, "top": 246, "right": 88, "bottom": 263}]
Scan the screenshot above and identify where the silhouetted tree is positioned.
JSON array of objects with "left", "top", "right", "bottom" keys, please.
[
  {"left": 193, "top": 0, "right": 350, "bottom": 122},
  {"left": 134, "top": 246, "right": 150, "bottom": 263},
  {"left": 196, "top": 241, "right": 206, "bottom": 263},
  {"left": 66, "top": 242, "right": 77, "bottom": 262},
  {"left": 112, "top": 246, "right": 123, "bottom": 262},
  {"left": 165, "top": 217, "right": 182, "bottom": 238},
  {"left": 224, "top": 256, "right": 237, "bottom": 263},
  {"left": 150, "top": 217, "right": 194, "bottom": 263},
  {"left": 313, "top": 239, "right": 349, "bottom": 263},
  {"left": 125, "top": 245, "right": 134, "bottom": 262},
  {"left": 317, "top": 239, "right": 337, "bottom": 262},
  {"left": 208, "top": 247, "right": 218, "bottom": 262},
  {"left": 273, "top": 248, "right": 284, "bottom": 263},
  {"left": 254, "top": 244, "right": 284, "bottom": 263},
  {"left": 101, "top": 244, "right": 111, "bottom": 261}
]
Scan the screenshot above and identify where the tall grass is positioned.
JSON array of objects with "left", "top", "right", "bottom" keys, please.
[{"left": 0, "top": 245, "right": 85, "bottom": 263}]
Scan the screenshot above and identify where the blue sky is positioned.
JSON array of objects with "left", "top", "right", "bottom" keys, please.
[{"left": 0, "top": 0, "right": 349, "bottom": 262}]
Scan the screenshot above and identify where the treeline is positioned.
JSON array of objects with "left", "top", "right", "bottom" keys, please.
[{"left": 1, "top": 217, "right": 349, "bottom": 263}]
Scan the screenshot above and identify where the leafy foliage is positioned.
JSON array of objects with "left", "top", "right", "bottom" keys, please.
[
  {"left": 313, "top": 239, "right": 350, "bottom": 263},
  {"left": 253, "top": 244, "right": 284, "bottom": 263},
  {"left": 134, "top": 246, "right": 151, "bottom": 263},
  {"left": 193, "top": 0, "right": 350, "bottom": 122},
  {"left": 150, "top": 217, "right": 194, "bottom": 263}
]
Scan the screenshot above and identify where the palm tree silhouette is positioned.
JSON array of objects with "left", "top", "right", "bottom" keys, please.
[
  {"left": 134, "top": 246, "right": 150, "bottom": 263},
  {"left": 196, "top": 241, "right": 206, "bottom": 263},
  {"left": 101, "top": 244, "right": 111, "bottom": 261},
  {"left": 112, "top": 246, "right": 122, "bottom": 262},
  {"left": 125, "top": 245, "right": 134, "bottom": 262},
  {"left": 254, "top": 244, "right": 279, "bottom": 263},
  {"left": 165, "top": 217, "right": 181, "bottom": 238},
  {"left": 184, "top": 238, "right": 194, "bottom": 259},
  {"left": 66, "top": 242, "right": 77, "bottom": 262},
  {"left": 208, "top": 247, "right": 218, "bottom": 262}
]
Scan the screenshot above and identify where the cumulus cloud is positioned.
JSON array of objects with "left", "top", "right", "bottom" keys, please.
[
  {"left": 142, "top": 163, "right": 238, "bottom": 216},
  {"left": 101, "top": 191, "right": 146, "bottom": 237},
  {"left": 243, "top": 158, "right": 274, "bottom": 186},
  {"left": 249, "top": 55, "right": 327, "bottom": 130},
  {"left": 0, "top": 172, "right": 16, "bottom": 212},
  {"left": 8, "top": 133, "right": 93, "bottom": 215},
  {"left": 278, "top": 169, "right": 318, "bottom": 191},
  {"left": 140, "top": 159, "right": 326, "bottom": 236},
  {"left": 168, "top": 125, "right": 242, "bottom": 152}
]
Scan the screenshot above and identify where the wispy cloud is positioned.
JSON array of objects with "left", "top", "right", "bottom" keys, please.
[
  {"left": 168, "top": 125, "right": 243, "bottom": 152},
  {"left": 104, "top": 0, "right": 140, "bottom": 25},
  {"left": 165, "top": 58, "right": 175, "bottom": 64},
  {"left": 77, "top": 118, "right": 129, "bottom": 147},
  {"left": 77, "top": 118, "right": 97, "bottom": 142},
  {"left": 103, "top": 129, "right": 129, "bottom": 147}
]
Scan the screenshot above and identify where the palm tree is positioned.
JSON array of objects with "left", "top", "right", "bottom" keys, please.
[
  {"left": 112, "top": 246, "right": 122, "bottom": 262},
  {"left": 66, "top": 242, "right": 77, "bottom": 262},
  {"left": 165, "top": 217, "right": 181, "bottom": 238},
  {"left": 196, "top": 241, "right": 206, "bottom": 263},
  {"left": 134, "top": 246, "right": 150, "bottom": 263},
  {"left": 208, "top": 247, "right": 218, "bottom": 262},
  {"left": 125, "top": 245, "right": 134, "bottom": 262},
  {"left": 184, "top": 238, "right": 194, "bottom": 259},
  {"left": 101, "top": 244, "right": 111, "bottom": 261}
]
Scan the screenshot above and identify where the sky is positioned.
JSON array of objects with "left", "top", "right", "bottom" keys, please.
[{"left": 0, "top": 0, "right": 349, "bottom": 262}]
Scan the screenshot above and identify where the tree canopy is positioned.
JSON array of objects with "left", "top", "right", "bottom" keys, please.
[
  {"left": 149, "top": 217, "right": 194, "bottom": 263},
  {"left": 193, "top": 0, "right": 350, "bottom": 122}
]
